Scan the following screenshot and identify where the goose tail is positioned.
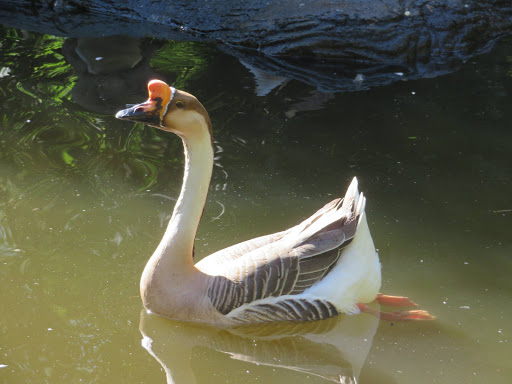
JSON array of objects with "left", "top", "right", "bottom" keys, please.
[
  {"left": 341, "top": 177, "right": 366, "bottom": 224},
  {"left": 291, "top": 177, "right": 366, "bottom": 242}
]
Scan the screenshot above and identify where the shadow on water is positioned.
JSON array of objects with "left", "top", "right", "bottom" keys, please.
[
  {"left": 140, "top": 307, "right": 505, "bottom": 384},
  {"left": 139, "top": 310, "right": 383, "bottom": 384}
]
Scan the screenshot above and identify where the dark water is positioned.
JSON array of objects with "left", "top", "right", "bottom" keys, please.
[{"left": 0, "top": 28, "right": 511, "bottom": 383}]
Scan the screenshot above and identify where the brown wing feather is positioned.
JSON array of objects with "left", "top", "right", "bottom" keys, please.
[
  {"left": 228, "top": 298, "right": 340, "bottom": 323},
  {"left": 196, "top": 230, "right": 288, "bottom": 267},
  {"left": 207, "top": 216, "right": 356, "bottom": 316}
]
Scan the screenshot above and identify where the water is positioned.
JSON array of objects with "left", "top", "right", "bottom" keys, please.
[{"left": 0, "top": 27, "right": 511, "bottom": 383}]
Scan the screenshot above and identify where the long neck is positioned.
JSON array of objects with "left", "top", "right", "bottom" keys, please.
[{"left": 151, "top": 129, "right": 214, "bottom": 271}]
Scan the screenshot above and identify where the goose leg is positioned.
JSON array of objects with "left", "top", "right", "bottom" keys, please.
[
  {"left": 375, "top": 293, "right": 418, "bottom": 307},
  {"left": 357, "top": 303, "right": 435, "bottom": 321}
]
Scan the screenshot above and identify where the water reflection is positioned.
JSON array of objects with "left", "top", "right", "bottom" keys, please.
[
  {"left": 62, "top": 36, "right": 161, "bottom": 114},
  {"left": 0, "top": 7, "right": 417, "bottom": 93},
  {"left": 139, "top": 311, "right": 380, "bottom": 384}
]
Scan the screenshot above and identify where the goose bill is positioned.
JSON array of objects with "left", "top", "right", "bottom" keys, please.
[{"left": 115, "top": 101, "right": 161, "bottom": 126}]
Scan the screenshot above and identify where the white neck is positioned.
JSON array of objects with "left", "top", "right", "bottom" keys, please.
[{"left": 146, "top": 124, "right": 213, "bottom": 274}]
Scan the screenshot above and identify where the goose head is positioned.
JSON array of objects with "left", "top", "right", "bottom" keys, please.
[{"left": 116, "top": 80, "right": 212, "bottom": 139}]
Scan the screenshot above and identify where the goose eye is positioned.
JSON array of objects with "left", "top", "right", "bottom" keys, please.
[{"left": 176, "top": 101, "right": 184, "bottom": 108}]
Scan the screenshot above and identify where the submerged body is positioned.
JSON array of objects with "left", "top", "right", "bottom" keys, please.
[{"left": 116, "top": 80, "right": 432, "bottom": 325}]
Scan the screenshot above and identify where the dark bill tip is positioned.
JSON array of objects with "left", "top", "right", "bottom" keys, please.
[
  {"left": 115, "top": 103, "right": 160, "bottom": 127},
  {"left": 115, "top": 107, "right": 138, "bottom": 120}
]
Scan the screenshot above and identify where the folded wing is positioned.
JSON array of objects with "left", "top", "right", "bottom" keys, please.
[{"left": 203, "top": 178, "right": 365, "bottom": 321}]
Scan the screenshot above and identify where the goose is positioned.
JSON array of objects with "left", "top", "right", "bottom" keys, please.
[{"left": 115, "top": 80, "right": 434, "bottom": 325}]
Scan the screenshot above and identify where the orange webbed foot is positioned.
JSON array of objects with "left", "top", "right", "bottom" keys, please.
[
  {"left": 378, "top": 309, "right": 436, "bottom": 321},
  {"left": 357, "top": 303, "right": 436, "bottom": 321},
  {"left": 375, "top": 293, "right": 418, "bottom": 307}
]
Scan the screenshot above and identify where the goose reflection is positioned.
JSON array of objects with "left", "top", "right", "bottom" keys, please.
[{"left": 139, "top": 310, "right": 380, "bottom": 384}]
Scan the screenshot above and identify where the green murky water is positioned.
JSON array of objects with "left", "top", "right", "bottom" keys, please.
[{"left": 0, "top": 27, "right": 511, "bottom": 383}]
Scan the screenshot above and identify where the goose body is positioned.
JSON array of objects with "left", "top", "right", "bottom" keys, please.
[{"left": 115, "top": 80, "right": 432, "bottom": 325}]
